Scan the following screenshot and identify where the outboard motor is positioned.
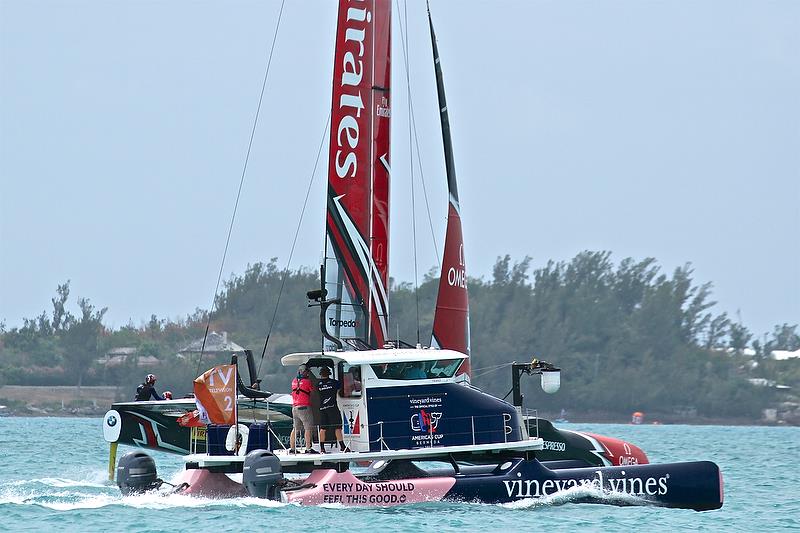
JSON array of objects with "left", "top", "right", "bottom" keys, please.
[
  {"left": 116, "top": 451, "right": 161, "bottom": 495},
  {"left": 243, "top": 449, "right": 283, "bottom": 500}
]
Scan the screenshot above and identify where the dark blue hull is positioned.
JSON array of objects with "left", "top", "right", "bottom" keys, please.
[{"left": 444, "top": 458, "right": 723, "bottom": 511}]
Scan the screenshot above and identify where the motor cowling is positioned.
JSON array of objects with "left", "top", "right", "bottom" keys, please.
[
  {"left": 116, "top": 451, "right": 161, "bottom": 495},
  {"left": 242, "top": 449, "right": 283, "bottom": 500}
]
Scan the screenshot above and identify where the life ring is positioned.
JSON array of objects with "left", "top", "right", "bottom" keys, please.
[{"left": 225, "top": 424, "right": 250, "bottom": 455}]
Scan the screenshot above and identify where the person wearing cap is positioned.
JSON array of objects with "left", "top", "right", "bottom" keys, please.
[
  {"left": 289, "top": 364, "right": 317, "bottom": 454},
  {"left": 317, "top": 367, "right": 346, "bottom": 453},
  {"left": 134, "top": 374, "right": 166, "bottom": 401}
]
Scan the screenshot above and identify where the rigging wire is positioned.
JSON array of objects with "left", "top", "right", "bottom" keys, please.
[
  {"left": 195, "top": 0, "right": 287, "bottom": 376},
  {"left": 396, "top": 1, "right": 440, "bottom": 269},
  {"left": 398, "top": 0, "right": 421, "bottom": 345},
  {"left": 256, "top": 111, "right": 331, "bottom": 380},
  {"left": 471, "top": 362, "right": 514, "bottom": 379},
  {"left": 409, "top": 99, "right": 440, "bottom": 268}
]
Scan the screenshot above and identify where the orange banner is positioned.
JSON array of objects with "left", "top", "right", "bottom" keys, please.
[{"left": 193, "top": 364, "right": 237, "bottom": 425}]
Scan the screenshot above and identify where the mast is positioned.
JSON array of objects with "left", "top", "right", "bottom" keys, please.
[
  {"left": 429, "top": 9, "right": 471, "bottom": 378},
  {"left": 324, "top": 0, "right": 391, "bottom": 349}
]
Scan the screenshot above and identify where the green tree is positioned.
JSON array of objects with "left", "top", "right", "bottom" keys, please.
[
  {"left": 705, "top": 313, "right": 730, "bottom": 350},
  {"left": 62, "top": 298, "right": 107, "bottom": 388},
  {"left": 728, "top": 322, "right": 752, "bottom": 354},
  {"left": 51, "top": 281, "right": 72, "bottom": 332},
  {"left": 770, "top": 324, "right": 800, "bottom": 351}
]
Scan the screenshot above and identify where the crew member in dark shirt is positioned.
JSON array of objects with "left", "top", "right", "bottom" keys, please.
[
  {"left": 317, "top": 367, "right": 346, "bottom": 452},
  {"left": 134, "top": 374, "right": 165, "bottom": 401}
]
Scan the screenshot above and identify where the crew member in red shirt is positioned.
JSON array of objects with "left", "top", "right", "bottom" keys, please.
[{"left": 290, "top": 364, "right": 317, "bottom": 454}]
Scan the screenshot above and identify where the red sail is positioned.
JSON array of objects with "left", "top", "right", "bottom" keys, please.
[
  {"left": 429, "top": 11, "right": 470, "bottom": 377},
  {"left": 324, "top": 0, "right": 391, "bottom": 349},
  {"left": 432, "top": 203, "right": 470, "bottom": 362}
]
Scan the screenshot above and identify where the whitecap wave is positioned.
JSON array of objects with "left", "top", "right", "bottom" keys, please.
[
  {"left": 36, "top": 477, "right": 109, "bottom": 489},
  {"left": 3, "top": 471, "right": 111, "bottom": 490},
  {"left": 499, "top": 484, "right": 648, "bottom": 509},
  {"left": 0, "top": 484, "right": 288, "bottom": 511}
]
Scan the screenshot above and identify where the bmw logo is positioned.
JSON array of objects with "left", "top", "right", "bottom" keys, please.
[{"left": 106, "top": 415, "right": 117, "bottom": 427}]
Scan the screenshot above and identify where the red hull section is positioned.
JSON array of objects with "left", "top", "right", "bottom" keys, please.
[{"left": 584, "top": 432, "right": 650, "bottom": 466}]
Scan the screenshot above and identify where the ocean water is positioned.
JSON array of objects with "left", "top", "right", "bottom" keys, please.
[{"left": 1, "top": 418, "right": 798, "bottom": 532}]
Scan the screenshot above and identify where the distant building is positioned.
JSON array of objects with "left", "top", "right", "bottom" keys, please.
[
  {"left": 177, "top": 331, "right": 245, "bottom": 358},
  {"left": 747, "top": 377, "right": 791, "bottom": 390},
  {"left": 771, "top": 349, "right": 800, "bottom": 361},
  {"left": 725, "top": 347, "right": 758, "bottom": 357},
  {"left": 96, "top": 347, "right": 160, "bottom": 368}
]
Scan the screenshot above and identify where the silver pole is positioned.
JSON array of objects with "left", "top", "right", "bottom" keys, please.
[{"left": 471, "top": 416, "right": 475, "bottom": 445}]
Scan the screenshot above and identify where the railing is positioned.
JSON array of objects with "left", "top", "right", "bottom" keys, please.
[
  {"left": 194, "top": 408, "right": 544, "bottom": 455},
  {"left": 520, "top": 408, "right": 540, "bottom": 441}
]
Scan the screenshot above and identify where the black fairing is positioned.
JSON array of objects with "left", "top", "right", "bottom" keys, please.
[
  {"left": 116, "top": 451, "right": 160, "bottom": 495},
  {"left": 242, "top": 450, "right": 283, "bottom": 500}
]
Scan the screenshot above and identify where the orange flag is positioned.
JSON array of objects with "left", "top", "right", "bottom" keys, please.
[{"left": 193, "top": 364, "right": 237, "bottom": 425}]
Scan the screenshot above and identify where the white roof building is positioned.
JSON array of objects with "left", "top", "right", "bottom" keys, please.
[{"left": 771, "top": 349, "right": 800, "bottom": 361}]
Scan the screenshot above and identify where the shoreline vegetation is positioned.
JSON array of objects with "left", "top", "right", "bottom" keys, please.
[
  {"left": 0, "top": 385, "right": 777, "bottom": 427},
  {"left": 1, "top": 253, "right": 798, "bottom": 426}
]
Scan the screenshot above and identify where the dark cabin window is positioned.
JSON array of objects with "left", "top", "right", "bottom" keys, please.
[
  {"left": 370, "top": 359, "right": 463, "bottom": 380},
  {"left": 340, "top": 363, "right": 362, "bottom": 397}
]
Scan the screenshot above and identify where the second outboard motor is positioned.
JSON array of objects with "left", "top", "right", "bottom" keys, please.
[
  {"left": 116, "top": 451, "right": 161, "bottom": 495},
  {"left": 243, "top": 449, "right": 283, "bottom": 500}
]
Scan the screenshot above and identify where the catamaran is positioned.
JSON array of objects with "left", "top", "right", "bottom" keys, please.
[{"left": 103, "top": 1, "right": 723, "bottom": 511}]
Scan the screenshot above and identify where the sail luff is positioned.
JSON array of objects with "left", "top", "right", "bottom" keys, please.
[{"left": 429, "top": 10, "right": 471, "bottom": 376}]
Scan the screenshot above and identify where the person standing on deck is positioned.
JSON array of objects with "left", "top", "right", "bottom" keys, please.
[
  {"left": 134, "top": 374, "right": 165, "bottom": 401},
  {"left": 290, "top": 364, "right": 317, "bottom": 454},
  {"left": 317, "top": 367, "right": 347, "bottom": 453}
]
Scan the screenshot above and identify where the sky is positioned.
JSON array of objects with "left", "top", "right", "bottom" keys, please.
[{"left": 1, "top": 0, "right": 798, "bottom": 339}]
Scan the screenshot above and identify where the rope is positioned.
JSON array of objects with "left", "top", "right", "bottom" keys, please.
[
  {"left": 397, "top": 0, "right": 421, "bottom": 344},
  {"left": 196, "top": 0, "right": 286, "bottom": 376},
  {"left": 397, "top": 1, "right": 439, "bottom": 269},
  {"left": 256, "top": 112, "right": 331, "bottom": 380},
  {"left": 409, "top": 99, "right": 440, "bottom": 267},
  {"left": 471, "top": 362, "right": 514, "bottom": 379}
]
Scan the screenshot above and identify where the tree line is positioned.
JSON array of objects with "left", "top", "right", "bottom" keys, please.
[{"left": 1, "top": 252, "right": 797, "bottom": 418}]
